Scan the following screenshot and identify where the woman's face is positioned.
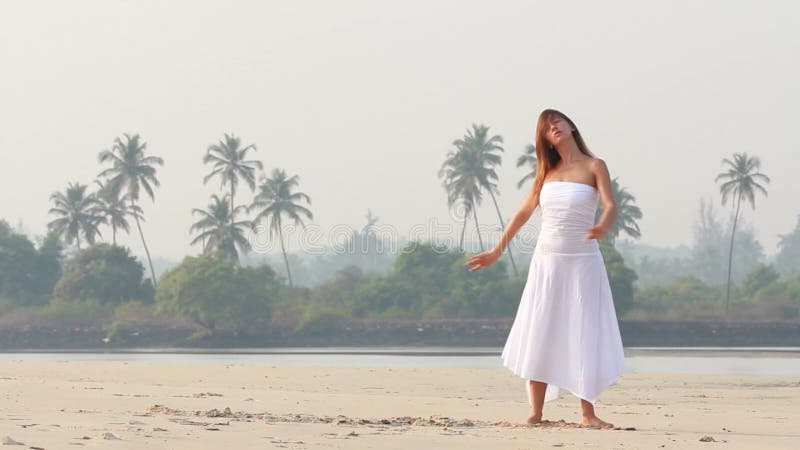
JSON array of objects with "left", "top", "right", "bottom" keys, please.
[{"left": 545, "top": 115, "right": 574, "bottom": 147}]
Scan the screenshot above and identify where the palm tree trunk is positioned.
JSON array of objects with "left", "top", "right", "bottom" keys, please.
[
  {"left": 277, "top": 219, "right": 294, "bottom": 288},
  {"left": 76, "top": 234, "right": 81, "bottom": 251},
  {"left": 230, "top": 185, "right": 235, "bottom": 225},
  {"left": 112, "top": 224, "right": 117, "bottom": 246},
  {"left": 487, "top": 190, "right": 519, "bottom": 276},
  {"left": 724, "top": 195, "right": 742, "bottom": 316},
  {"left": 131, "top": 197, "right": 158, "bottom": 289},
  {"left": 471, "top": 202, "right": 484, "bottom": 252},
  {"left": 459, "top": 212, "right": 467, "bottom": 252}
]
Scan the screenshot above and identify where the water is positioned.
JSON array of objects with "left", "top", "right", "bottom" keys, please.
[{"left": 1, "top": 347, "right": 798, "bottom": 377}]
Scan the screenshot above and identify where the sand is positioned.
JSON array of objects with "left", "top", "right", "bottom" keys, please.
[{"left": 1, "top": 361, "right": 798, "bottom": 449}]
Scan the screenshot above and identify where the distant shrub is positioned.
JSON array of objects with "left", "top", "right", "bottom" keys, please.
[
  {"left": 156, "top": 254, "right": 280, "bottom": 334},
  {"left": 600, "top": 243, "right": 638, "bottom": 317},
  {"left": 293, "top": 302, "right": 349, "bottom": 337},
  {"left": 36, "top": 298, "right": 114, "bottom": 328},
  {"left": 741, "top": 263, "right": 781, "bottom": 299},
  {"left": 54, "top": 244, "right": 153, "bottom": 304},
  {"left": 631, "top": 275, "right": 725, "bottom": 320}
]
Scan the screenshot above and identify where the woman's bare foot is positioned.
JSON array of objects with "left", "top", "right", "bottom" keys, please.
[
  {"left": 582, "top": 415, "right": 613, "bottom": 429},
  {"left": 526, "top": 413, "right": 543, "bottom": 425}
]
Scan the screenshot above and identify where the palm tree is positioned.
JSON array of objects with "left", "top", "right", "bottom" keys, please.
[
  {"left": 190, "top": 194, "right": 253, "bottom": 264},
  {"left": 97, "top": 133, "right": 164, "bottom": 288},
  {"left": 595, "top": 177, "right": 643, "bottom": 246},
  {"left": 360, "top": 209, "right": 381, "bottom": 268},
  {"left": 439, "top": 145, "right": 484, "bottom": 252},
  {"left": 47, "top": 182, "right": 103, "bottom": 250},
  {"left": 249, "top": 168, "right": 313, "bottom": 288},
  {"left": 448, "top": 124, "right": 519, "bottom": 276},
  {"left": 92, "top": 179, "right": 142, "bottom": 246},
  {"left": 715, "top": 152, "right": 770, "bottom": 315},
  {"left": 203, "top": 133, "right": 263, "bottom": 221},
  {"left": 516, "top": 144, "right": 537, "bottom": 189},
  {"left": 362, "top": 209, "right": 379, "bottom": 236}
]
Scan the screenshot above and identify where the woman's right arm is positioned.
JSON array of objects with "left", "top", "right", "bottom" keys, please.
[
  {"left": 492, "top": 182, "right": 540, "bottom": 254},
  {"left": 464, "top": 182, "right": 540, "bottom": 272}
]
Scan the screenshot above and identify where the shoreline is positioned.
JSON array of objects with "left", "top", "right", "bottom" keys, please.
[
  {"left": 1, "top": 345, "right": 799, "bottom": 357},
  {"left": 1, "top": 347, "right": 799, "bottom": 378}
]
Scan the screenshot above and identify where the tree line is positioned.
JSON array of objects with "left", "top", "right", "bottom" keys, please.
[
  {"left": 0, "top": 125, "right": 797, "bottom": 341},
  {"left": 46, "top": 133, "right": 312, "bottom": 288}
]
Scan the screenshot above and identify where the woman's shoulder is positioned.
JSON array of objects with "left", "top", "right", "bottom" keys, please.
[
  {"left": 586, "top": 156, "right": 608, "bottom": 170},
  {"left": 586, "top": 157, "right": 610, "bottom": 178}
]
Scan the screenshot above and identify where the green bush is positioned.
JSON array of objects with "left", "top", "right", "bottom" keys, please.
[
  {"left": 54, "top": 244, "right": 153, "bottom": 304},
  {"left": 155, "top": 254, "right": 280, "bottom": 333},
  {"left": 350, "top": 277, "right": 422, "bottom": 319},
  {"left": 600, "top": 243, "right": 638, "bottom": 317},
  {"left": 0, "top": 221, "right": 63, "bottom": 306},
  {"left": 293, "top": 302, "right": 350, "bottom": 336},
  {"left": 0, "top": 297, "right": 18, "bottom": 314},
  {"left": 631, "top": 275, "right": 725, "bottom": 319},
  {"left": 36, "top": 298, "right": 114, "bottom": 327},
  {"left": 741, "top": 263, "right": 781, "bottom": 299},
  {"left": 751, "top": 274, "right": 800, "bottom": 320}
]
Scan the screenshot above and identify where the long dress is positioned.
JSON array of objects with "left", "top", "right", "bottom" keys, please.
[{"left": 500, "top": 181, "right": 626, "bottom": 406}]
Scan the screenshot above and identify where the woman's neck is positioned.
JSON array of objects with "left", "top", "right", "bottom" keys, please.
[{"left": 554, "top": 140, "right": 584, "bottom": 165}]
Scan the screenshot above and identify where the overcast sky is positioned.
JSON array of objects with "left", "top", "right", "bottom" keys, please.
[{"left": 1, "top": 0, "right": 797, "bottom": 260}]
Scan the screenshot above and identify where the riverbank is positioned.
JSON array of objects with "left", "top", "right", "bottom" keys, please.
[
  {"left": 0, "top": 319, "right": 798, "bottom": 349},
  {"left": 0, "top": 361, "right": 797, "bottom": 449}
]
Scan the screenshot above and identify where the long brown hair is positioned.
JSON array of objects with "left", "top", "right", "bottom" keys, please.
[{"left": 532, "top": 109, "right": 594, "bottom": 195}]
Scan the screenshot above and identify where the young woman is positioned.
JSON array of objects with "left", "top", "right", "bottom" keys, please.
[{"left": 464, "top": 109, "right": 625, "bottom": 429}]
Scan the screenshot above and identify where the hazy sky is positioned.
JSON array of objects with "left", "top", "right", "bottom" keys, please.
[{"left": 1, "top": 0, "right": 797, "bottom": 260}]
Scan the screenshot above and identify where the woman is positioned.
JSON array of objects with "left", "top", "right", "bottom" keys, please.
[{"left": 464, "top": 109, "right": 625, "bottom": 429}]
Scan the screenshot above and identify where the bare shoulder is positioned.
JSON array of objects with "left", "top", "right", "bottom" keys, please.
[{"left": 588, "top": 157, "right": 610, "bottom": 175}]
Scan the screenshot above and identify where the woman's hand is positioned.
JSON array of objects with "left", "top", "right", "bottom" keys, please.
[
  {"left": 464, "top": 247, "right": 502, "bottom": 272},
  {"left": 584, "top": 224, "right": 608, "bottom": 243}
]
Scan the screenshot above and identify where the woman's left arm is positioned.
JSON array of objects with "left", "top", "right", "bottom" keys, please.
[{"left": 585, "top": 158, "right": 617, "bottom": 242}]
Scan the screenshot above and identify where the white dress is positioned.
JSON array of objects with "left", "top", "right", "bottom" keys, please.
[{"left": 500, "top": 181, "right": 626, "bottom": 405}]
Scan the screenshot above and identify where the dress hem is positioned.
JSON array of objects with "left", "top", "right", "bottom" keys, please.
[{"left": 501, "top": 357, "right": 624, "bottom": 405}]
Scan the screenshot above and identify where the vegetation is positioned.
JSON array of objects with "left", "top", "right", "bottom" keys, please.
[
  {"left": 202, "top": 133, "right": 263, "bottom": 221},
  {"left": 715, "top": 152, "right": 770, "bottom": 315},
  {"left": 249, "top": 168, "right": 313, "bottom": 288},
  {"left": 776, "top": 215, "right": 800, "bottom": 277},
  {"left": 97, "top": 133, "right": 165, "bottom": 287},
  {"left": 515, "top": 144, "right": 537, "bottom": 189},
  {"left": 53, "top": 243, "right": 153, "bottom": 304},
  {"left": 92, "top": 178, "right": 142, "bottom": 246},
  {"left": 1, "top": 122, "right": 796, "bottom": 347},
  {"left": 47, "top": 182, "right": 103, "bottom": 250},
  {"left": 439, "top": 139, "right": 484, "bottom": 252},
  {"left": 596, "top": 177, "right": 642, "bottom": 245},
  {"left": 155, "top": 253, "right": 280, "bottom": 334},
  {"left": 449, "top": 124, "right": 519, "bottom": 276},
  {"left": 600, "top": 243, "right": 637, "bottom": 317},
  {"left": 190, "top": 194, "right": 253, "bottom": 264},
  {"left": 0, "top": 220, "right": 63, "bottom": 306},
  {"left": 439, "top": 124, "right": 521, "bottom": 276}
]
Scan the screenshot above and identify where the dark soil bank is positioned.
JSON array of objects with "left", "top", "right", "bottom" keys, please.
[{"left": 0, "top": 319, "right": 797, "bottom": 349}]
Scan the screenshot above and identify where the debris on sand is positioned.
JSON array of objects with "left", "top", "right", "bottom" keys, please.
[
  {"left": 146, "top": 404, "right": 633, "bottom": 431},
  {"left": 202, "top": 407, "right": 234, "bottom": 418},
  {"left": 102, "top": 432, "right": 121, "bottom": 440},
  {"left": 1, "top": 436, "right": 24, "bottom": 445}
]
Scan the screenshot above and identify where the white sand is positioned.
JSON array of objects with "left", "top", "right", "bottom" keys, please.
[{"left": 1, "top": 361, "right": 798, "bottom": 449}]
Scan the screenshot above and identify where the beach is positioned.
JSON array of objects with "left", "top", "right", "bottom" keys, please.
[{"left": 1, "top": 361, "right": 798, "bottom": 449}]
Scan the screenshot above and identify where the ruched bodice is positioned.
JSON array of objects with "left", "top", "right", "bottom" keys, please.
[{"left": 537, "top": 181, "right": 600, "bottom": 256}]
